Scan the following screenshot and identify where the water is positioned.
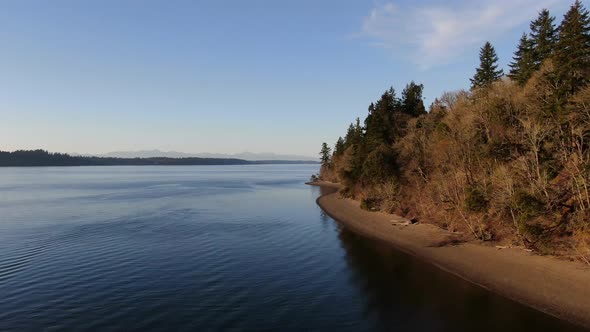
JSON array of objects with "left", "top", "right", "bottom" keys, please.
[{"left": 0, "top": 165, "right": 586, "bottom": 331}]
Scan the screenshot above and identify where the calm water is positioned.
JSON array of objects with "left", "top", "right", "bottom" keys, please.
[{"left": 0, "top": 165, "right": 586, "bottom": 331}]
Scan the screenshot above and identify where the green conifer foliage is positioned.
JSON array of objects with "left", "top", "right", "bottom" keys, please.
[
  {"left": 508, "top": 33, "right": 537, "bottom": 85},
  {"left": 554, "top": 0, "right": 590, "bottom": 97},
  {"left": 529, "top": 9, "right": 557, "bottom": 68},
  {"left": 319, "top": 142, "right": 332, "bottom": 165},
  {"left": 334, "top": 137, "right": 345, "bottom": 156},
  {"left": 363, "top": 88, "right": 401, "bottom": 149},
  {"left": 401, "top": 82, "right": 427, "bottom": 117},
  {"left": 471, "top": 42, "right": 504, "bottom": 89}
]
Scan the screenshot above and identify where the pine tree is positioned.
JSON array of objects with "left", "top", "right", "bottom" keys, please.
[
  {"left": 471, "top": 42, "right": 504, "bottom": 89},
  {"left": 334, "top": 137, "right": 345, "bottom": 156},
  {"left": 554, "top": 0, "right": 590, "bottom": 97},
  {"left": 401, "top": 82, "right": 427, "bottom": 117},
  {"left": 529, "top": 9, "right": 557, "bottom": 68},
  {"left": 364, "top": 88, "right": 400, "bottom": 149},
  {"left": 344, "top": 123, "right": 355, "bottom": 148},
  {"left": 354, "top": 117, "right": 363, "bottom": 137},
  {"left": 319, "top": 143, "right": 332, "bottom": 165},
  {"left": 341, "top": 117, "right": 366, "bottom": 184},
  {"left": 344, "top": 118, "right": 363, "bottom": 149},
  {"left": 508, "top": 33, "right": 536, "bottom": 85}
]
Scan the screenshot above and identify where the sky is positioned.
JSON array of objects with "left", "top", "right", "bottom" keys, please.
[{"left": 0, "top": 0, "right": 574, "bottom": 157}]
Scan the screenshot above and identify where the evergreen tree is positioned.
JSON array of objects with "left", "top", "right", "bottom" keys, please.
[
  {"left": 401, "top": 82, "right": 427, "bottom": 117},
  {"left": 554, "top": 0, "right": 590, "bottom": 97},
  {"left": 354, "top": 117, "right": 363, "bottom": 137},
  {"left": 334, "top": 137, "right": 345, "bottom": 156},
  {"left": 508, "top": 33, "right": 536, "bottom": 85},
  {"left": 364, "top": 88, "right": 401, "bottom": 149},
  {"left": 471, "top": 42, "right": 504, "bottom": 89},
  {"left": 344, "top": 123, "right": 355, "bottom": 148},
  {"left": 319, "top": 142, "right": 332, "bottom": 165},
  {"left": 344, "top": 118, "right": 363, "bottom": 149},
  {"left": 529, "top": 9, "right": 557, "bottom": 68},
  {"left": 346, "top": 117, "right": 366, "bottom": 184}
]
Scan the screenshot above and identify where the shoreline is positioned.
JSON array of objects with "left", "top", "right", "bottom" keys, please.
[{"left": 310, "top": 181, "right": 590, "bottom": 329}]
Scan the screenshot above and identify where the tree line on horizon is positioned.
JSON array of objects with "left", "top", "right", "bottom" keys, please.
[
  {"left": 0, "top": 149, "right": 317, "bottom": 166},
  {"left": 319, "top": 1, "right": 590, "bottom": 262}
]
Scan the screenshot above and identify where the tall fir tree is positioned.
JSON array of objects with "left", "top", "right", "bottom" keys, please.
[
  {"left": 529, "top": 9, "right": 557, "bottom": 68},
  {"left": 554, "top": 0, "right": 590, "bottom": 97},
  {"left": 344, "top": 123, "right": 355, "bottom": 148},
  {"left": 471, "top": 42, "right": 504, "bottom": 89},
  {"left": 352, "top": 117, "right": 363, "bottom": 145},
  {"left": 334, "top": 137, "right": 345, "bottom": 156},
  {"left": 364, "top": 88, "right": 401, "bottom": 149},
  {"left": 343, "top": 118, "right": 363, "bottom": 149},
  {"left": 319, "top": 142, "right": 332, "bottom": 165},
  {"left": 401, "top": 82, "right": 427, "bottom": 117},
  {"left": 508, "top": 33, "right": 537, "bottom": 85}
]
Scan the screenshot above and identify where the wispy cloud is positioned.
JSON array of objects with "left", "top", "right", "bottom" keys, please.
[{"left": 361, "top": 0, "right": 562, "bottom": 69}]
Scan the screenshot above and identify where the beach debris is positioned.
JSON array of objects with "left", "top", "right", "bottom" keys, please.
[
  {"left": 391, "top": 220, "right": 411, "bottom": 226},
  {"left": 391, "top": 216, "right": 418, "bottom": 226}
]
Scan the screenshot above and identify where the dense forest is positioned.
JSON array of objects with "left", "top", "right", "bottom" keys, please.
[
  {"left": 0, "top": 150, "right": 316, "bottom": 166},
  {"left": 319, "top": 1, "right": 590, "bottom": 261}
]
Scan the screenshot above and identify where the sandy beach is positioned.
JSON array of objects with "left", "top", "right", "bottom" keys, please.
[{"left": 311, "top": 181, "right": 590, "bottom": 329}]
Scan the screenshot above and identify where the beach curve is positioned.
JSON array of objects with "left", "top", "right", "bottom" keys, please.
[{"left": 310, "top": 181, "right": 590, "bottom": 329}]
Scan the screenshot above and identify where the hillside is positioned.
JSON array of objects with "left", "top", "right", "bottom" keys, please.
[{"left": 319, "top": 2, "right": 590, "bottom": 261}]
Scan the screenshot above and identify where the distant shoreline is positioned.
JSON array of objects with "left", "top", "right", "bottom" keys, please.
[
  {"left": 0, "top": 162, "right": 319, "bottom": 167},
  {"left": 0, "top": 150, "right": 319, "bottom": 167},
  {"left": 310, "top": 181, "right": 590, "bottom": 329}
]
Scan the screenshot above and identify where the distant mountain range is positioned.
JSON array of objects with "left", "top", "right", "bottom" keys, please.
[{"left": 73, "top": 150, "right": 317, "bottom": 162}]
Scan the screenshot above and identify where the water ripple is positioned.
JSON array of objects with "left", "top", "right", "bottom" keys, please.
[{"left": 0, "top": 165, "right": 585, "bottom": 332}]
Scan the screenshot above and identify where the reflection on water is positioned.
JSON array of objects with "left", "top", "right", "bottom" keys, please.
[
  {"left": 336, "top": 223, "right": 587, "bottom": 331},
  {"left": 0, "top": 166, "right": 586, "bottom": 331}
]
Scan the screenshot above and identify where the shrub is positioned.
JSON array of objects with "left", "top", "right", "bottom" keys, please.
[
  {"left": 360, "top": 144, "right": 399, "bottom": 185},
  {"left": 360, "top": 197, "right": 381, "bottom": 211},
  {"left": 512, "top": 190, "right": 545, "bottom": 221},
  {"left": 465, "top": 186, "right": 489, "bottom": 213},
  {"left": 339, "top": 186, "right": 353, "bottom": 198},
  {"left": 573, "top": 221, "right": 590, "bottom": 266},
  {"left": 511, "top": 189, "right": 548, "bottom": 246}
]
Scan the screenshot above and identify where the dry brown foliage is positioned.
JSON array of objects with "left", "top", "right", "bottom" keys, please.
[{"left": 321, "top": 64, "right": 590, "bottom": 258}]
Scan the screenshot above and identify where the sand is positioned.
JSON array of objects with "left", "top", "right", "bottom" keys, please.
[{"left": 310, "top": 181, "right": 590, "bottom": 329}]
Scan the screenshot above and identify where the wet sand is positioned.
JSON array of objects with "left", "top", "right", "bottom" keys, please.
[{"left": 310, "top": 181, "right": 590, "bottom": 329}]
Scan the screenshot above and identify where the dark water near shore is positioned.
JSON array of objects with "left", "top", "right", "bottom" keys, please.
[{"left": 0, "top": 165, "right": 586, "bottom": 331}]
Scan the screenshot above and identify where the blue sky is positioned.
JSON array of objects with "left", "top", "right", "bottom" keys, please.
[{"left": 0, "top": 0, "right": 573, "bottom": 157}]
